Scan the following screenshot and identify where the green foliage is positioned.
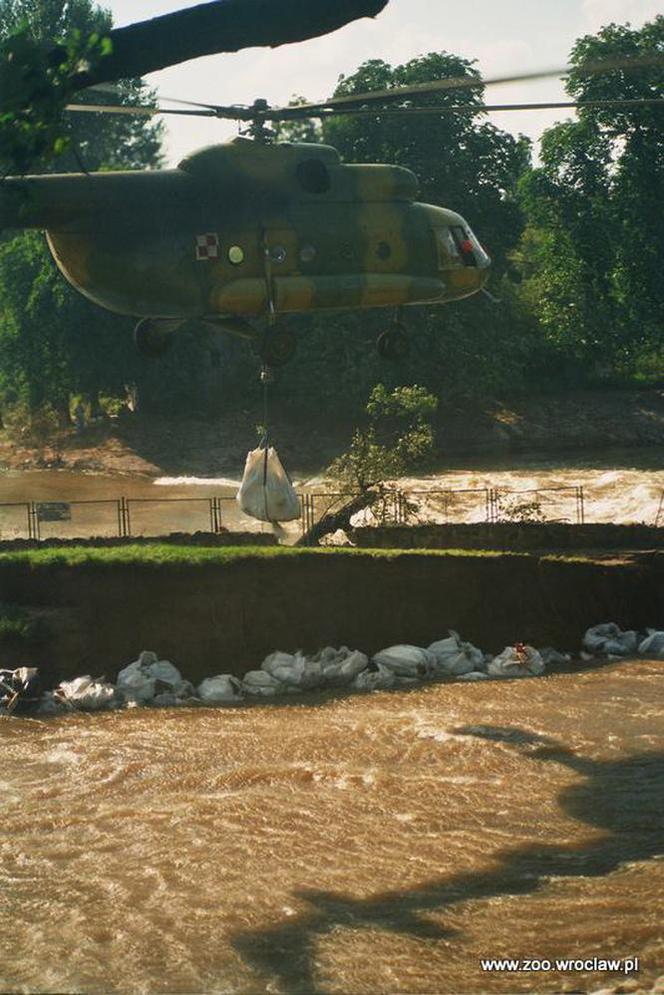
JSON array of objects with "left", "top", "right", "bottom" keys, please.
[
  {"left": 0, "top": 602, "right": 42, "bottom": 642},
  {"left": 0, "top": 544, "right": 506, "bottom": 568},
  {"left": 513, "top": 15, "right": 664, "bottom": 377},
  {"left": 329, "top": 384, "right": 437, "bottom": 491},
  {"left": 0, "top": 0, "right": 164, "bottom": 422},
  {"left": 0, "top": 0, "right": 116, "bottom": 175}
]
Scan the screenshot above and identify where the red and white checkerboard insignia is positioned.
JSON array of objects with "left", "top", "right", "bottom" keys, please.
[{"left": 195, "top": 233, "right": 219, "bottom": 261}]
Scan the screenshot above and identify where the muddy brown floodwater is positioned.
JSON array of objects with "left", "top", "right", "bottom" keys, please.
[{"left": 1, "top": 659, "right": 662, "bottom": 995}]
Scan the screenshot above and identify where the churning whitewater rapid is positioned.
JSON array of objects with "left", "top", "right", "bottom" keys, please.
[{"left": 2, "top": 659, "right": 662, "bottom": 994}]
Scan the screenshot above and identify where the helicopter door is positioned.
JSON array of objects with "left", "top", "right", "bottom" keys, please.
[{"left": 262, "top": 228, "right": 302, "bottom": 312}]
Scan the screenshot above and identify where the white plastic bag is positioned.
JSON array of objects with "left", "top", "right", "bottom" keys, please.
[
  {"left": 372, "top": 644, "right": 436, "bottom": 679},
  {"left": 488, "top": 644, "right": 545, "bottom": 678},
  {"left": 352, "top": 662, "right": 397, "bottom": 691},
  {"left": 237, "top": 446, "right": 301, "bottom": 523},
  {"left": 428, "top": 631, "right": 484, "bottom": 676},
  {"left": 242, "top": 670, "right": 286, "bottom": 696},
  {"left": 56, "top": 675, "right": 117, "bottom": 711},
  {"left": 638, "top": 629, "right": 664, "bottom": 658},
  {"left": 198, "top": 675, "right": 244, "bottom": 704},
  {"left": 583, "top": 623, "right": 638, "bottom": 657}
]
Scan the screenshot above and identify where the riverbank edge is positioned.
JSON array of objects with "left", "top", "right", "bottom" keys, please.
[
  {"left": 1, "top": 386, "right": 662, "bottom": 478},
  {"left": 1, "top": 545, "right": 661, "bottom": 685}
]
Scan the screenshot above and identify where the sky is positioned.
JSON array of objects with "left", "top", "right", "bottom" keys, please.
[{"left": 103, "top": 0, "right": 661, "bottom": 165}]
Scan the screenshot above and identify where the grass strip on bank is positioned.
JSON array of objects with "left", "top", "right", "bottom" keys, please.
[{"left": 0, "top": 543, "right": 612, "bottom": 570}]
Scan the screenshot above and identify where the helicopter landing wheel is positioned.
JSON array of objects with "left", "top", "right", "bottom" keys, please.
[
  {"left": 377, "top": 326, "right": 410, "bottom": 361},
  {"left": 134, "top": 318, "right": 174, "bottom": 359},
  {"left": 259, "top": 325, "right": 297, "bottom": 367}
]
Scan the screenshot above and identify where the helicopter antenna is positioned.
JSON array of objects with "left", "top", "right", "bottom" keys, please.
[{"left": 240, "top": 99, "right": 275, "bottom": 144}]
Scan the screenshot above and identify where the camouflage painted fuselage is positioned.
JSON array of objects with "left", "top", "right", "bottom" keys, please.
[{"left": 0, "top": 138, "right": 490, "bottom": 319}]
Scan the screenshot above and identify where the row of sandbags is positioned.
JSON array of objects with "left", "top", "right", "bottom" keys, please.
[
  {"left": 31, "top": 635, "right": 554, "bottom": 714},
  {"left": 5, "top": 622, "right": 661, "bottom": 716},
  {"left": 582, "top": 623, "right": 664, "bottom": 660}
]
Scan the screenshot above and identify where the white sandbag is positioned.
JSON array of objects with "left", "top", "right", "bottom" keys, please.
[
  {"left": 372, "top": 645, "right": 436, "bottom": 679},
  {"left": 638, "top": 630, "right": 664, "bottom": 658},
  {"left": 488, "top": 644, "right": 545, "bottom": 678},
  {"left": 321, "top": 650, "right": 369, "bottom": 686},
  {"left": 319, "top": 529, "right": 354, "bottom": 547},
  {"left": 428, "top": 631, "right": 484, "bottom": 676},
  {"left": 149, "top": 660, "right": 183, "bottom": 687},
  {"left": 539, "top": 647, "right": 572, "bottom": 666},
  {"left": 583, "top": 623, "right": 638, "bottom": 657},
  {"left": 352, "top": 663, "right": 397, "bottom": 691},
  {"left": 261, "top": 651, "right": 323, "bottom": 690},
  {"left": 242, "top": 670, "right": 285, "bottom": 696},
  {"left": 456, "top": 671, "right": 491, "bottom": 682},
  {"left": 237, "top": 446, "right": 301, "bottom": 523},
  {"left": 198, "top": 675, "right": 244, "bottom": 704},
  {"left": 56, "top": 675, "right": 117, "bottom": 711},
  {"left": 116, "top": 650, "right": 184, "bottom": 704},
  {"left": 38, "top": 691, "right": 69, "bottom": 715}
]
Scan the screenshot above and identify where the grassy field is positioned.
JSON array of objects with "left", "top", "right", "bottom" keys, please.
[{"left": 0, "top": 543, "right": 512, "bottom": 569}]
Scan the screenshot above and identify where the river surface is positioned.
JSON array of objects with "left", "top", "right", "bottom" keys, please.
[
  {"left": 1, "top": 659, "right": 662, "bottom": 994},
  {"left": 0, "top": 446, "right": 662, "bottom": 539}
]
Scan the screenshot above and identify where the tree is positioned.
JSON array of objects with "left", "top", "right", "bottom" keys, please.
[
  {"left": 0, "top": 0, "right": 389, "bottom": 175},
  {"left": 330, "top": 384, "right": 437, "bottom": 492},
  {"left": 0, "top": 0, "right": 164, "bottom": 419},
  {"left": 515, "top": 16, "right": 664, "bottom": 376}
]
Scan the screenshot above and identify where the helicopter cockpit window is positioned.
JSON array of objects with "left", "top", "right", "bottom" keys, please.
[
  {"left": 296, "top": 159, "right": 331, "bottom": 195},
  {"left": 449, "top": 225, "right": 490, "bottom": 268}
]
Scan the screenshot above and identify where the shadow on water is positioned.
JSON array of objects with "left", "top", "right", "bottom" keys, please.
[{"left": 230, "top": 729, "right": 664, "bottom": 994}]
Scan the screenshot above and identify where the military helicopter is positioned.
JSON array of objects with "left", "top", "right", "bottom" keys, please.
[{"left": 1, "top": 66, "right": 662, "bottom": 366}]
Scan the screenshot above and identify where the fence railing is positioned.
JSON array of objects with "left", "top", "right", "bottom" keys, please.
[{"left": 0, "top": 481, "right": 661, "bottom": 542}]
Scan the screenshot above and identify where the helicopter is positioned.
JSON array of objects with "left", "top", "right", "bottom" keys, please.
[{"left": 1, "top": 66, "right": 662, "bottom": 366}]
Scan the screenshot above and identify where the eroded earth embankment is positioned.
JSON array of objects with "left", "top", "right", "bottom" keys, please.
[{"left": 0, "top": 547, "right": 662, "bottom": 685}]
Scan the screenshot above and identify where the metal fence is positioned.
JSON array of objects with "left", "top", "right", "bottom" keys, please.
[{"left": 1, "top": 481, "right": 661, "bottom": 542}]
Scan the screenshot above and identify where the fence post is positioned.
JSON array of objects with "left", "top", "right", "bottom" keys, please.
[
  {"left": 120, "top": 497, "right": 131, "bottom": 538},
  {"left": 28, "top": 502, "right": 39, "bottom": 540}
]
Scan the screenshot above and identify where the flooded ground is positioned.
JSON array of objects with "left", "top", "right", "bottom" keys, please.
[
  {"left": 1, "top": 659, "right": 662, "bottom": 994},
  {"left": 0, "top": 446, "right": 662, "bottom": 539}
]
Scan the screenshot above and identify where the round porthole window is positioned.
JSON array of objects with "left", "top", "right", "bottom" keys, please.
[
  {"left": 270, "top": 245, "right": 287, "bottom": 264},
  {"left": 299, "top": 244, "right": 316, "bottom": 264},
  {"left": 228, "top": 245, "right": 244, "bottom": 265}
]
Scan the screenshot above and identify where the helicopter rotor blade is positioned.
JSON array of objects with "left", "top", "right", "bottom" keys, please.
[
  {"left": 264, "top": 97, "right": 664, "bottom": 120},
  {"left": 65, "top": 103, "right": 218, "bottom": 118},
  {"left": 267, "top": 52, "right": 664, "bottom": 116}
]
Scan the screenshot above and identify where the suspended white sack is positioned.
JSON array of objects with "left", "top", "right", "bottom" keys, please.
[
  {"left": 583, "top": 623, "right": 638, "bottom": 657},
  {"left": 198, "top": 675, "right": 244, "bottom": 704},
  {"left": 237, "top": 447, "right": 301, "bottom": 523},
  {"left": 638, "top": 630, "right": 664, "bottom": 658},
  {"left": 373, "top": 644, "right": 436, "bottom": 679},
  {"left": 56, "top": 675, "right": 117, "bottom": 711},
  {"left": 488, "top": 645, "right": 545, "bottom": 678}
]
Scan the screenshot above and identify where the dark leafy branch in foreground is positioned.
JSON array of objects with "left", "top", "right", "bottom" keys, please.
[{"left": 62, "top": 0, "right": 390, "bottom": 88}]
